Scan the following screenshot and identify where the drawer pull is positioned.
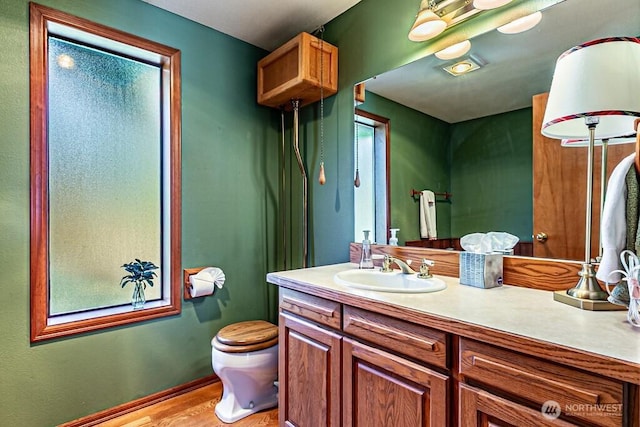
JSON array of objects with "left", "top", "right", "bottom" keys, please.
[
  {"left": 347, "top": 315, "right": 436, "bottom": 351},
  {"left": 281, "top": 296, "right": 337, "bottom": 318},
  {"left": 471, "top": 355, "right": 601, "bottom": 404}
]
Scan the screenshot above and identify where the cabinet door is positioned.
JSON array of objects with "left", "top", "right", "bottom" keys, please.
[
  {"left": 459, "top": 383, "right": 579, "bottom": 427},
  {"left": 279, "top": 312, "right": 342, "bottom": 427},
  {"left": 342, "top": 337, "right": 449, "bottom": 427}
]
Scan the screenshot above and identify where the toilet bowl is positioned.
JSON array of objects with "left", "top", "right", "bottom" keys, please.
[{"left": 211, "top": 320, "right": 279, "bottom": 423}]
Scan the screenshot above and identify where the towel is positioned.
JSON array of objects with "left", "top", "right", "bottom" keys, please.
[
  {"left": 420, "top": 190, "right": 437, "bottom": 239},
  {"left": 625, "top": 166, "right": 640, "bottom": 254},
  {"left": 597, "top": 153, "right": 635, "bottom": 283}
]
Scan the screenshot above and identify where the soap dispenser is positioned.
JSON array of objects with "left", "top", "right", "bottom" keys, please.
[
  {"left": 360, "top": 230, "right": 374, "bottom": 269},
  {"left": 389, "top": 228, "right": 400, "bottom": 246}
]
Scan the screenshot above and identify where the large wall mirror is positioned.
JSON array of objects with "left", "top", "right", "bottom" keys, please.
[
  {"left": 30, "top": 3, "right": 182, "bottom": 342},
  {"left": 354, "top": 0, "right": 639, "bottom": 261}
]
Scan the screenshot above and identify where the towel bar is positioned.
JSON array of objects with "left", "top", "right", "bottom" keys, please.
[{"left": 410, "top": 189, "right": 452, "bottom": 200}]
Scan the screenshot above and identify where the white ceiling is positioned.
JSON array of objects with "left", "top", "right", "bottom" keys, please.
[
  {"left": 140, "top": 0, "right": 361, "bottom": 51},
  {"left": 365, "top": 0, "right": 640, "bottom": 123}
]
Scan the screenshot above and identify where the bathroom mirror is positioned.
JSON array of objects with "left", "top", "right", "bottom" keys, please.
[{"left": 354, "top": 0, "right": 639, "bottom": 261}]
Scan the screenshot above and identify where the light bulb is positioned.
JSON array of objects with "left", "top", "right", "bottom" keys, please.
[
  {"left": 408, "top": 9, "right": 446, "bottom": 42},
  {"left": 435, "top": 40, "right": 471, "bottom": 60},
  {"left": 473, "top": 0, "right": 512, "bottom": 10},
  {"left": 497, "top": 11, "right": 542, "bottom": 34}
]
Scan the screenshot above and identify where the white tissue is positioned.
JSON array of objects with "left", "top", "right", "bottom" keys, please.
[
  {"left": 460, "top": 232, "right": 519, "bottom": 254},
  {"left": 189, "top": 267, "right": 226, "bottom": 298}
]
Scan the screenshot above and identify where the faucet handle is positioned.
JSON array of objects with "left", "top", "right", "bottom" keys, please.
[
  {"left": 381, "top": 254, "right": 394, "bottom": 272},
  {"left": 418, "top": 258, "right": 434, "bottom": 279}
]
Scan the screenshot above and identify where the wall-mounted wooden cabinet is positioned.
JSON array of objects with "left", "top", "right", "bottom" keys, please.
[{"left": 257, "top": 32, "right": 338, "bottom": 110}]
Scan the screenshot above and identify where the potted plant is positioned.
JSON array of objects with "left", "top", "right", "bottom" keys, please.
[{"left": 120, "top": 259, "right": 159, "bottom": 309}]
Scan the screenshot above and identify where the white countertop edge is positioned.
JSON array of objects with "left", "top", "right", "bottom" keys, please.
[{"left": 267, "top": 262, "right": 640, "bottom": 367}]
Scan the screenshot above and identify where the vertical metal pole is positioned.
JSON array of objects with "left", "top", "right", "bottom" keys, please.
[
  {"left": 598, "top": 139, "right": 609, "bottom": 260},
  {"left": 584, "top": 123, "right": 595, "bottom": 265},
  {"left": 280, "top": 108, "right": 287, "bottom": 270},
  {"left": 291, "top": 99, "right": 308, "bottom": 268}
]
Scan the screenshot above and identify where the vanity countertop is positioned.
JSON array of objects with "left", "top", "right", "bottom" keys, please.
[{"left": 267, "top": 262, "right": 640, "bottom": 382}]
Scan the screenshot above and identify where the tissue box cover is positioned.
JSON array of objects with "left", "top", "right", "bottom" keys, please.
[{"left": 459, "top": 252, "right": 503, "bottom": 289}]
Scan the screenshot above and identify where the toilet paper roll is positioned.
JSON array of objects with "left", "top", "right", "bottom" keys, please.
[{"left": 189, "top": 276, "right": 216, "bottom": 298}]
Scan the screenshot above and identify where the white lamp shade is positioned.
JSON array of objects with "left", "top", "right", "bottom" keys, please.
[
  {"left": 408, "top": 9, "right": 447, "bottom": 42},
  {"left": 542, "top": 37, "right": 640, "bottom": 139}
]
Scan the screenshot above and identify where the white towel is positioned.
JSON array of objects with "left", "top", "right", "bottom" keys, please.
[
  {"left": 597, "top": 153, "right": 635, "bottom": 283},
  {"left": 420, "top": 190, "right": 437, "bottom": 239}
]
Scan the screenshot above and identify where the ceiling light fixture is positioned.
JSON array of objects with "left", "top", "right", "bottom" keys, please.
[
  {"left": 473, "top": 0, "right": 512, "bottom": 10},
  {"left": 435, "top": 40, "right": 471, "bottom": 60},
  {"left": 56, "top": 54, "right": 75, "bottom": 69},
  {"left": 408, "top": 0, "right": 447, "bottom": 42},
  {"left": 497, "top": 11, "right": 542, "bottom": 34},
  {"left": 442, "top": 55, "right": 485, "bottom": 76}
]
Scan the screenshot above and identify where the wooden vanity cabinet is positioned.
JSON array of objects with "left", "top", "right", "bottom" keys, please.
[
  {"left": 278, "top": 287, "right": 635, "bottom": 427},
  {"left": 279, "top": 312, "right": 342, "bottom": 427},
  {"left": 343, "top": 337, "right": 449, "bottom": 426},
  {"left": 279, "top": 288, "right": 450, "bottom": 427},
  {"left": 459, "top": 383, "right": 580, "bottom": 427},
  {"left": 459, "top": 338, "right": 625, "bottom": 427}
]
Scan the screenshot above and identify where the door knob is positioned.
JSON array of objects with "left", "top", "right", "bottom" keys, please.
[{"left": 534, "top": 232, "right": 548, "bottom": 243}]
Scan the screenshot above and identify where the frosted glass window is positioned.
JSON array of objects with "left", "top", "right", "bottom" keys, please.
[
  {"left": 48, "top": 37, "right": 162, "bottom": 315},
  {"left": 30, "top": 3, "right": 181, "bottom": 342},
  {"left": 354, "top": 123, "right": 376, "bottom": 242}
]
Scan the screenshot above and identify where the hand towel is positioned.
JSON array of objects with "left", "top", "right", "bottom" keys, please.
[
  {"left": 597, "top": 153, "right": 635, "bottom": 283},
  {"left": 420, "top": 190, "right": 437, "bottom": 239}
]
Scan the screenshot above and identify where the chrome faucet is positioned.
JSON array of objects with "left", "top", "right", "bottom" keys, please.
[{"left": 381, "top": 255, "right": 416, "bottom": 274}]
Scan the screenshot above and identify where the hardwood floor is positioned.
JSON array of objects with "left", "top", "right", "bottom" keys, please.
[{"left": 94, "top": 382, "right": 278, "bottom": 427}]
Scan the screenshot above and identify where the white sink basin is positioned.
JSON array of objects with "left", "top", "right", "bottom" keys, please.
[{"left": 334, "top": 269, "right": 446, "bottom": 293}]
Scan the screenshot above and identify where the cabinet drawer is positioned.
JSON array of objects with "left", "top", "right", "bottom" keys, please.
[
  {"left": 343, "top": 306, "right": 448, "bottom": 369},
  {"left": 459, "top": 338, "right": 624, "bottom": 427},
  {"left": 279, "top": 288, "right": 341, "bottom": 330}
]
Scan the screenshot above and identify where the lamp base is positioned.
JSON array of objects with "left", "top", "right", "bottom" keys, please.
[
  {"left": 553, "top": 263, "right": 624, "bottom": 311},
  {"left": 553, "top": 290, "right": 626, "bottom": 311},
  {"left": 567, "top": 263, "right": 609, "bottom": 300}
]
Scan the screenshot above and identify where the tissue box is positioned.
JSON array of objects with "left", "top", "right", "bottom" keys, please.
[{"left": 459, "top": 252, "right": 503, "bottom": 289}]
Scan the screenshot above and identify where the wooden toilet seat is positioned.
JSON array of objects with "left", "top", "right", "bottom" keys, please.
[{"left": 212, "top": 320, "right": 278, "bottom": 353}]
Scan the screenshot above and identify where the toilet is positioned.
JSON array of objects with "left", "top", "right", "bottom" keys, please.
[{"left": 211, "top": 320, "right": 279, "bottom": 423}]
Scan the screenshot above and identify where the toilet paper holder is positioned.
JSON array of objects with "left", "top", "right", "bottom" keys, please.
[
  {"left": 182, "top": 267, "right": 207, "bottom": 301},
  {"left": 183, "top": 266, "right": 226, "bottom": 300},
  {"left": 183, "top": 267, "right": 204, "bottom": 300}
]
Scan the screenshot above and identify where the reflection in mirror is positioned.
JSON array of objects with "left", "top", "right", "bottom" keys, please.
[
  {"left": 354, "top": 110, "right": 390, "bottom": 244},
  {"left": 354, "top": 0, "right": 639, "bottom": 260},
  {"left": 30, "top": 4, "right": 181, "bottom": 342}
]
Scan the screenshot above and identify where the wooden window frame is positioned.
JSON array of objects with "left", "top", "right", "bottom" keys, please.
[{"left": 29, "top": 2, "right": 182, "bottom": 342}]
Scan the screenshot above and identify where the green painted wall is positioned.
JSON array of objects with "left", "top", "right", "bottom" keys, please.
[
  {"left": 358, "top": 92, "right": 452, "bottom": 244},
  {"left": 0, "top": 0, "right": 279, "bottom": 425},
  {"left": 450, "top": 108, "right": 533, "bottom": 241}
]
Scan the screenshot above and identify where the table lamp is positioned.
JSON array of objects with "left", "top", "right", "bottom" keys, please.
[{"left": 541, "top": 37, "right": 640, "bottom": 304}]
